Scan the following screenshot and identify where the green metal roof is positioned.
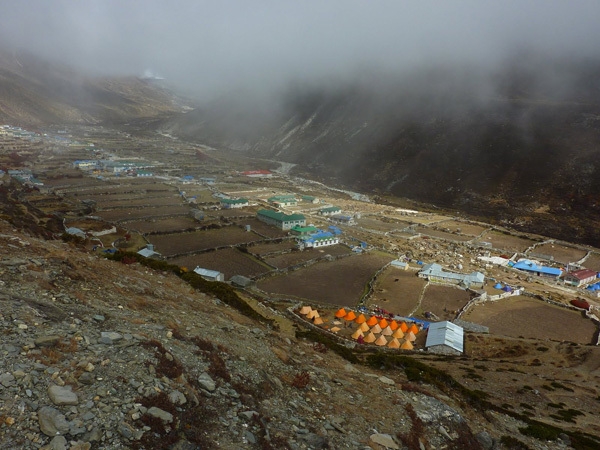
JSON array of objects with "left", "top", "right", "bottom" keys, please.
[
  {"left": 221, "top": 198, "right": 248, "bottom": 204},
  {"left": 290, "top": 225, "right": 318, "bottom": 233},
  {"left": 257, "top": 209, "right": 305, "bottom": 222},
  {"left": 268, "top": 195, "right": 297, "bottom": 202}
]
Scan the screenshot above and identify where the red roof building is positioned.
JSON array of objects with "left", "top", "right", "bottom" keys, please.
[
  {"left": 563, "top": 269, "right": 598, "bottom": 287},
  {"left": 242, "top": 170, "right": 272, "bottom": 177}
]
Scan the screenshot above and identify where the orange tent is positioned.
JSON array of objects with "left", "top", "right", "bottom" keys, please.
[
  {"left": 392, "top": 329, "right": 405, "bottom": 339},
  {"left": 364, "top": 332, "right": 377, "bottom": 343},
  {"left": 366, "top": 316, "right": 378, "bottom": 327},
  {"left": 359, "top": 322, "right": 370, "bottom": 332},
  {"left": 354, "top": 314, "right": 367, "bottom": 324},
  {"left": 406, "top": 331, "right": 416, "bottom": 342},
  {"left": 299, "top": 306, "right": 312, "bottom": 315},
  {"left": 381, "top": 326, "right": 393, "bottom": 336},
  {"left": 399, "top": 321, "right": 409, "bottom": 333},
  {"left": 378, "top": 318, "right": 389, "bottom": 329},
  {"left": 344, "top": 311, "right": 357, "bottom": 321},
  {"left": 335, "top": 308, "right": 347, "bottom": 318},
  {"left": 314, "top": 317, "right": 324, "bottom": 325},
  {"left": 400, "top": 340, "right": 414, "bottom": 350},
  {"left": 351, "top": 329, "right": 364, "bottom": 340},
  {"left": 387, "top": 338, "right": 401, "bottom": 349},
  {"left": 370, "top": 324, "right": 382, "bottom": 334},
  {"left": 389, "top": 321, "right": 399, "bottom": 331},
  {"left": 375, "top": 335, "right": 388, "bottom": 346},
  {"left": 409, "top": 324, "right": 420, "bottom": 335}
]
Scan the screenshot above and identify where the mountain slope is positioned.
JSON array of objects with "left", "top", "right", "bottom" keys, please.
[{"left": 0, "top": 49, "right": 183, "bottom": 125}]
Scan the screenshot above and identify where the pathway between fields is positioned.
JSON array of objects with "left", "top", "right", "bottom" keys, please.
[{"left": 408, "top": 281, "right": 429, "bottom": 317}]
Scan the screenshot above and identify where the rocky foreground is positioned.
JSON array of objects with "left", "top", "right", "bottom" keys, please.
[{"left": 0, "top": 218, "right": 581, "bottom": 450}]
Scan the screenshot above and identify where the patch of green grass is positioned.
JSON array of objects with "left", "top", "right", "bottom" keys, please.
[
  {"left": 551, "top": 381, "right": 574, "bottom": 392},
  {"left": 550, "top": 409, "right": 584, "bottom": 423}
]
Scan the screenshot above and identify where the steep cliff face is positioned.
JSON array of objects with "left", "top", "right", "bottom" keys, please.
[{"left": 168, "top": 58, "right": 600, "bottom": 245}]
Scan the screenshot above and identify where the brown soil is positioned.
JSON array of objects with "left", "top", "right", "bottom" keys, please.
[
  {"left": 463, "top": 296, "right": 598, "bottom": 344},
  {"left": 531, "top": 243, "right": 587, "bottom": 264},
  {"left": 258, "top": 252, "right": 394, "bottom": 306},
  {"left": 170, "top": 247, "right": 272, "bottom": 279},
  {"left": 367, "top": 268, "right": 425, "bottom": 316},
  {"left": 420, "top": 284, "right": 471, "bottom": 321}
]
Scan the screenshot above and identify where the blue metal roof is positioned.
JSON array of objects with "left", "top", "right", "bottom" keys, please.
[{"left": 513, "top": 260, "right": 562, "bottom": 276}]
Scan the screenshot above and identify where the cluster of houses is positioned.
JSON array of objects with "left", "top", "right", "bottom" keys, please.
[
  {"left": 0, "top": 125, "right": 42, "bottom": 142},
  {"left": 3, "top": 169, "right": 44, "bottom": 187},
  {"left": 291, "top": 225, "right": 342, "bottom": 250},
  {"left": 418, "top": 263, "right": 485, "bottom": 289},
  {"left": 73, "top": 159, "right": 154, "bottom": 176}
]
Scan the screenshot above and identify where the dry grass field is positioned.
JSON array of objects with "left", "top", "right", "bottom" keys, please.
[
  {"left": 96, "top": 195, "right": 184, "bottom": 209},
  {"left": 355, "top": 217, "right": 408, "bottom": 232},
  {"left": 97, "top": 205, "right": 190, "bottom": 222},
  {"left": 529, "top": 243, "right": 587, "bottom": 264},
  {"left": 170, "top": 247, "right": 272, "bottom": 279},
  {"left": 125, "top": 217, "right": 201, "bottom": 234},
  {"left": 263, "top": 245, "right": 353, "bottom": 269},
  {"left": 148, "top": 226, "right": 260, "bottom": 257},
  {"left": 248, "top": 240, "right": 296, "bottom": 256},
  {"left": 367, "top": 267, "right": 425, "bottom": 316},
  {"left": 42, "top": 177, "right": 105, "bottom": 188},
  {"left": 257, "top": 252, "right": 394, "bottom": 306},
  {"left": 416, "top": 227, "right": 473, "bottom": 242},
  {"left": 434, "top": 219, "right": 489, "bottom": 236},
  {"left": 480, "top": 230, "right": 539, "bottom": 252},
  {"left": 419, "top": 284, "right": 471, "bottom": 320},
  {"left": 462, "top": 296, "right": 598, "bottom": 344},
  {"left": 583, "top": 252, "right": 600, "bottom": 272},
  {"left": 207, "top": 208, "right": 257, "bottom": 219}
]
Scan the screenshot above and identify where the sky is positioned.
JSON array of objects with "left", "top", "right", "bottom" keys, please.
[{"left": 2, "top": 1, "right": 600, "bottom": 100}]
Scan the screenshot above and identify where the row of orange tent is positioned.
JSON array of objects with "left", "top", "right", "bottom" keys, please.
[
  {"left": 352, "top": 331, "right": 414, "bottom": 349},
  {"left": 335, "top": 308, "right": 420, "bottom": 335}
]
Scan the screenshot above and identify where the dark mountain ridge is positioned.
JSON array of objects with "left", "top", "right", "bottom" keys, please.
[{"left": 165, "top": 55, "right": 600, "bottom": 246}]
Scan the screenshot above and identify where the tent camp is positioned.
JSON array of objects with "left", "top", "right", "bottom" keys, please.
[
  {"left": 387, "top": 338, "right": 401, "bottom": 349},
  {"left": 354, "top": 314, "right": 367, "bottom": 324},
  {"left": 335, "top": 308, "right": 347, "bottom": 318},
  {"left": 392, "top": 329, "right": 405, "bottom": 339},
  {"left": 299, "top": 306, "right": 312, "bottom": 315},
  {"left": 307, "top": 310, "right": 320, "bottom": 319},
  {"left": 364, "top": 332, "right": 377, "bottom": 343},
  {"left": 366, "top": 316, "right": 379, "bottom": 327},
  {"left": 370, "top": 324, "right": 382, "bottom": 334},
  {"left": 344, "top": 311, "right": 357, "bottom": 321},
  {"left": 375, "top": 335, "right": 388, "bottom": 346},
  {"left": 352, "top": 329, "right": 364, "bottom": 340},
  {"left": 381, "top": 326, "right": 394, "bottom": 336},
  {"left": 400, "top": 340, "right": 414, "bottom": 350}
]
